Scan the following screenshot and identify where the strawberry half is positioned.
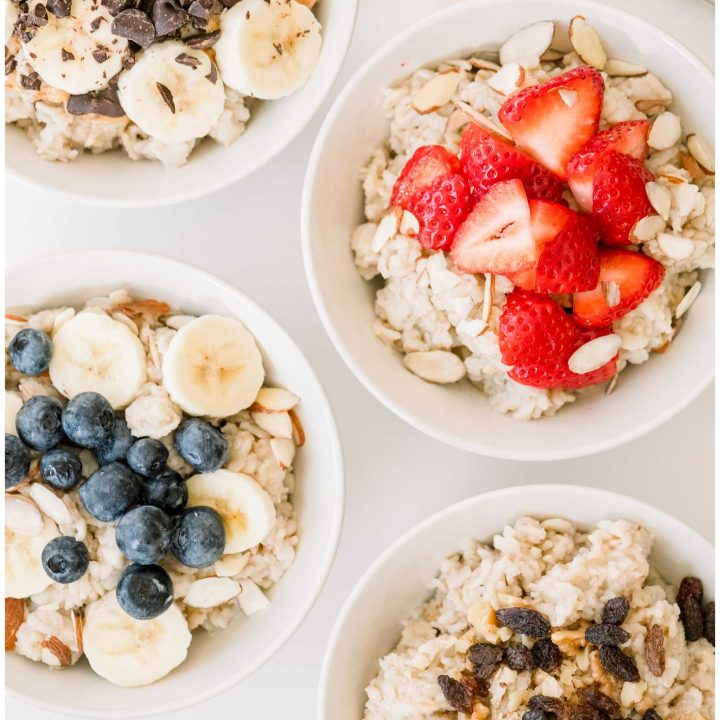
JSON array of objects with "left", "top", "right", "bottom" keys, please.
[
  {"left": 566, "top": 120, "right": 650, "bottom": 211},
  {"left": 450, "top": 179, "right": 534, "bottom": 275},
  {"left": 498, "top": 66, "right": 604, "bottom": 178},
  {"left": 406, "top": 172, "right": 472, "bottom": 251},
  {"left": 459, "top": 122, "right": 565, "bottom": 202},
  {"left": 591, "top": 151, "right": 654, "bottom": 246},
  {"left": 390, "top": 145, "right": 462, "bottom": 209},
  {"left": 573, "top": 247, "right": 665, "bottom": 327}
]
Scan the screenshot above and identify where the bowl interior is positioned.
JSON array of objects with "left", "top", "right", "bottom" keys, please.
[
  {"left": 6, "top": 252, "right": 344, "bottom": 717},
  {"left": 303, "top": 0, "right": 715, "bottom": 460},
  {"left": 6, "top": 0, "right": 357, "bottom": 207},
  {"left": 319, "top": 485, "right": 715, "bottom": 719}
]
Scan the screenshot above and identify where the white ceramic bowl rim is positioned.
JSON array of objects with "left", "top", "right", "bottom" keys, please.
[
  {"left": 318, "top": 483, "right": 715, "bottom": 718},
  {"left": 301, "top": 0, "right": 714, "bottom": 462},
  {"left": 6, "top": 250, "right": 346, "bottom": 718}
]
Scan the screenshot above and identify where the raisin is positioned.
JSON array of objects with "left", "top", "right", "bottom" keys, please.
[
  {"left": 505, "top": 643, "right": 536, "bottom": 671},
  {"left": 602, "top": 597, "right": 630, "bottom": 626},
  {"left": 570, "top": 704, "right": 605, "bottom": 720},
  {"left": 473, "top": 662, "right": 500, "bottom": 681},
  {"left": 585, "top": 624, "right": 630, "bottom": 647},
  {"left": 523, "top": 711, "right": 548, "bottom": 720},
  {"left": 645, "top": 624, "right": 665, "bottom": 676},
  {"left": 528, "top": 695, "right": 568, "bottom": 720},
  {"left": 576, "top": 686, "right": 622, "bottom": 719},
  {"left": 598, "top": 645, "right": 640, "bottom": 682},
  {"left": 532, "top": 637, "right": 563, "bottom": 672},
  {"left": 704, "top": 601, "right": 715, "bottom": 645},
  {"left": 643, "top": 711, "right": 662, "bottom": 720},
  {"left": 469, "top": 642, "right": 504, "bottom": 667},
  {"left": 677, "top": 577, "right": 703, "bottom": 606},
  {"left": 496, "top": 607, "right": 551, "bottom": 638},
  {"left": 437, "top": 675, "right": 473, "bottom": 714},
  {"left": 681, "top": 596, "right": 704, "bottom": 642},
  {"left": 461, "top": 672, "right": 489, "bottom": 698}
]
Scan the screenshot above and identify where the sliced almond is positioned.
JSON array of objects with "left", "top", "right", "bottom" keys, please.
[
  {"left": 403, "top": 350, "right": 466, "bottom": 384},
  {"left": 5, "top": 598, "right": 25, "bottom": 651},
  {"left": 444, "top": 107, "right": 470, "bottom": 145},
  {"left": 113, "top": 299, "right": 171, "bottom": 319},
  {"left": 446, "top": 297, "right": 474, "bottom": 320},
  {"left": 569, "top": 16, "right": 607, "bottom": 69},
  {"left": 487, "top": 63, "right": 525, "bottom": 96},
  {"left": 250, "top": 410, "right": 292, "bottom": 439},
  {"left": 679, "top": 151, "right": 706, "bottom": 181},
  {"left": 675, "top": 281, "right": 702, "bottom": 319},
  {"left": 184, "top": 577, "right": 241, "bottom": 608},
  {"left": 411, "top": 69, "right": 461, "bottom": 115},
  {"left": 454, "top": 101, "right": 513, "bottom": 141},
  {"left": 251, "top": 387, "right": 299, "bottom": 413},
  {"left": 269, "top": 437, "right": 295, "bottom": 470},
  {"left": 558, "top": 88, "right": 577, "bottom": 108},
  {"left": 28, "top": 484, "right": 73, "bottom": 527},
  {"left": 645, "top": 182, "right": 672, "bottom": 221},
  {"left": 602, "top": 281, "right": 621, "bottom": 308},
  {"left": 635, "top": 98, "right": 671, "bottom": 115},
  {"left": 165, "top": 314, "right": 197, "bottom": 330},
  {"left": 371, "top": 207, "right": 401, "bottom": 253},
  {"left": 71, "top": 608, "right": 83, "bottom": 656},
  {"left": 631, "top": 215, "right": 666, "bottom": 242},
  {"left": 399, "top": 210, "right": 420, "bottom": 237},
  {"left": 457, "top": 318, "right": 488, "bottom": 338},
  {"left": 657, "top": 232, "right": 694, "bottom": 260},
  {"left": 603, "top": 59, "right": 648, "bottom": 77},
  {"left": 568, "top": 334, "right": 622, "bottom": 374},
  {"left": 499, "top": 20, "right": 555, "bottom": 68},
  {"left": 540, "top": 48, "right": 564, "bottom": 62},
  {"left": 41, "top": 636, "right": 72, "bottom": 667},
  {"left": 648, "top": 111, "right": 682, "bottom": 150},
  {"left": 5, "top": 494, "right": 44, "bottom": 536},
  {"left": 237, "top": 579, "right": 269, "bottom": 616},
  {"left": 605, "top": 373, "right": 619, "bottom": 396},
  {"left": 214, "top": 553, "right": 249, "bottom": 577},
  {"left": 289, "top": 409, "right": 305, "bottom": 447},
  {"left": 659, "top": 172, "right": 684, "bottom": 185},
  {"left": 686, "top": 134, "right": 715, "bottom": 173},
  {"left": 469, "top": 57, "right": 501, "bottom": 71},
  {"left": 482, "top": 273, "right": 495, "bottom": 324}
]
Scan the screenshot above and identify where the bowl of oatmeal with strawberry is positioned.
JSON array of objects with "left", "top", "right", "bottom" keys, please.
[{"left": 302, "top": 0, "right": 714, "bottom": 459}]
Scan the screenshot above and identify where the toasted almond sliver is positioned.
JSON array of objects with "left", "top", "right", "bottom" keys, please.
[
  {"left": 289, "top": 409, "right": 305, "bottom": 447},
  {"left": 250, "top": 410, "right": 292, "bottom": 439},
  {"left": 251, "top": 387, "right": 299, "bottom": 413},
  {"left": 5, "top": 494, "right": 44, "bottom": 536},
  {"left": 411, "top": 69, "right": 461, "bottom": 115},
  {"left": 635, "top": 98, "right": 671, "bottom": 115},
  {"left": 648, "top": 111, "right": 682, "bottom": 150},
  {"left": 487, "top": 63, "right": 525, "bottom": 96},
  {"left": 569, "top": 15, "right": 607, "bottom": 69},
  {"left": 482, "top": 273, "right": 495, "bottom": 324},
  {"left": 686, "top": 134, "right": 715, "bottom": 173},
  {"left": 444, "top": 107, "right": 470, "bottom": 143},
  {"left": 5, "top": 598, "right": 25, "bottom": 651},
  {"left": 403, "top": 351, "right": 466, "bottom": 384},
  {"left": 657, "top": 232, "right": 694, "bottom": 260},
  {"left": 645, "top": 182, "right": 672, "bottom": 221},
  {"left": 558, "top": 88, "right": 577, "bottom": 108},
  {"left": 568, "top": 334, "right": 622, "bottom": 374},
  {"left": 469, "top": 57, "right": 501, "bottom": 71},
  {"left": 269, "top": 437, "right": 296, "bottom": 470},
  {"left": 540, "top": 48, "right": 564, "bottom": 62},
  {"left": 113, "top": 299, "right": 171, "bottom": 319},
  {"left": 675, "top": 281, "right": 702, "bottom": 319},
  {"left": 605, "top": 373, "right": 619, "bottom": 396},
  {"left": 679, "top": 151, "right": 706, "bottom": 181},
  {"left": 5, "top": 313, "right": 28, "bottom": 323},
  {"left": 184, "top": 577, "right": 241, "bottom": 608},
  {"left": 28, "top": 483, "right": 73, "bottom": 527},
  {"left": 454, "top": 101, "right": 513, "bottom": 141},
  {"left": 399, "top": 210, "right": 420, "bottom": 237},
  {"left": 41, "top": 636, "right": 72, "bottom": 667},
  {"left": 499, "top": 20, "right": 555, "bottom": 68},
  {"left": 603, "top": 59, "right": 648, "bottom": 77},
  {"left": 631, "top": 215, "right": 666, "bottom": 243},
  {"left": 71, "top": 608, "right": 83, "bottom": 656},
  {"left": 371, "top": 207, "right": 401, "bottom": 253}
]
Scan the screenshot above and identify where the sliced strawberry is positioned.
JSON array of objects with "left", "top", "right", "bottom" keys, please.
[
  {"left": 567, "top": 120, "right": 650, "bottom": 211},
  {"left": 498, "top": 66, "right": 604, "bottom": 178},
  {"left": 450, "top": 179, "right": 534, "bottom": 275},
  {"left": 459, "top": 122, "right": 565, "bottom": 202},
  {"left": 509, "top": 354, "right": 617, "bottom": 389},
  {"left": 390, "top": 145, "right": 462, "bottom": 209},
  {"left": 406, "top": 173, "right": 472, "bottom": 251},
  {"left": 573, "top": 247, "right": 665, "bottom": 327},
  {"left": 592, "top": 151, "right": 654, "bottom": 246}
]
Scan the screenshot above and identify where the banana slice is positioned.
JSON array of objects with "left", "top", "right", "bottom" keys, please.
[
  {"left": 83, "top": 592, "right": 191, "bottom": 687},
  {"left": 21, "top": 0, "right": 129, "bottom": 95},
  {"left": 186, "top": 469, "right": 276, "bottom": 553},
  {"left": 117, "top": 42, "right": 225, "bottom": 144},
  {"left": 5, "top": 391, "right": 23, "bottom": 435},
  {"left": 6, "top": 0, "right": 18, "bottom": 44},
  {"left": 162, "top": 315, "right": 264, "bottom": 418},
  {"left": 49, "top": 311, "right": 147, "bottom": 410},
  {"left": 215, "top": 0, "right": 322, "bottom": 100},
  {"left": 6, "top": 517, "right": 60, "bottom": 599}
]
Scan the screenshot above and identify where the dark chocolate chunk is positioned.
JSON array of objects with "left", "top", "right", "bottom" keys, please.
[
  {"left": 531, "top": 637, "right": 563, "bottom": 672},
  {"left": 111, "top": 8, "right": 154, "bottom": 46},
  {"left": 93, "top": 46, "right": 110, "bottom": 62},
  {"left": 31, "top": 4, "right": 48, "bottom": 25},
  {"left": 584, "top": 624, "right": 630, "bottom": 647},
  {"left": 156, "top": 81, "right": 175, "bottom": 113},
  {"left": 217, "top": 0, "right": 238, "bottom": 7},
  {"left": 61, "top": 47, "right": 74, "bottom": 60},
  {"left": 598, "top": 645, "right": 640, "bottom": 682},
  {"left": 187, "top": 0, "right": 209, "bottom": 20},
  {"left": 468, "top": 642, "right": 504, "bottom": 667},
  {"left": 496, "top": 607, "right": 551, "bottom": 638},
  {"left": 20, "top": 71, "right": 41, "bottom": 90},
  {"left": 101, "top": 0, "right": 133, "bottom": 15},
  {"left": 6, "top": 54, "right": 17, "bottom": 76},
  {"left": 205, "top": 61, "right": 216, "bottom": 84},
  {"left": 90, "top": 15, "right": 107, "bottom": 30},
  {"left": 66, "top": 83, "right": 125, "bottom": 117},
  {"left": 505, "top": 643, "right": 536, "bottom": 672},
  {"left": 152, "top": 0, "right": 188, "bottom": 36},
  {"left": 183, "top": 28, "right": 219, "bottom": 48},
  {"left": 437, "top": 675, "right": 473, "bottom": 714},
  {"left": 174, "top": 51, "right": 200, "bottom": 68}
]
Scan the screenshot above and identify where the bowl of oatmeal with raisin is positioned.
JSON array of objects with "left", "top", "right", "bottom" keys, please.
[
  {"left": 302, "top": 0, "right": 714, "bottom": 459},
  {"left": 6, "top": 250, "right": 344, "bottom": 716},
  {"left": 319, "top": 485, "right": 714, "bottom": 720}
]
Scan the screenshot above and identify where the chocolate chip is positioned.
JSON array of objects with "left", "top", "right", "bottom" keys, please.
[
  {"left": 496, "top": 607, "right": 551, "bottom": 638},
  {"left": 5, "top": 54, "right": 17, "bottom": 76},
  {"left": 152, "top": 0, "right": 188, "bottom": 36},
  {"left": 602, "top": 597, "right": 630, "bottom": 626},
  {"left": 20, "top": 71, "right": 41, "bottom": 90},
  {"left": 584, "top": 623, "right": 630, "bottom": 647},
  {"left": 61, "top": 47, "right": 74, "bottom": 60},
  {"left": 121, "top": 50, "right": 135, "bottom": 69},
  {"left": 101, "top": 0, "right": 133, "bottom": 14},
  {"left": 205, "top": 61, "right": 216, "bottom": 84},
  {"left": 93, "top": 46, "right": 110, "bottom": 62},
  {"left": 598, "top": 645, "right": 640, "bottom": 682},
  {"left": 468, "top": 642, "right": 503, "bottom": 667},
  {"left": 111, "top": 8, "right": 154, "bottom": 47},
  {"left": 175, "top": 51, "right": 200, "bottom": 68},
  {"left": 704, "top": 601, "right": 714, "bottom": 645},
  {"left": 183, "top": 28, "right": 219, "bottom": 48},
  {"left": 66, "top": 83, "right": 125, "bottom": 117},
  {"left": 531, "top": 637, "right": 563, "bottom": 672},
  {"left": 156, "top": 81, "right": 175, "bottom": 113},
  {"left": 437, "top": 675, "right": 473, "bottom": 715},
  {"left": 505, "top": 643, "right": 536, "bottom": 672}
]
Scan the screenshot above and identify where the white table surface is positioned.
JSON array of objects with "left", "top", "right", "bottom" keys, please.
[{"left": 5, "top": 0, "right": 714, "bottom": 717}]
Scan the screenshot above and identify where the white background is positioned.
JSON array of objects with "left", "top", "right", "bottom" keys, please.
[{"left": 6, "top": 0, "right": 714, "bottom": 717}]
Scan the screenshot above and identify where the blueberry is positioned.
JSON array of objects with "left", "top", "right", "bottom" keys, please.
[
  {"left": 41, "top": 536, "right": 90, "bottom": 583},
  {"left": 173, "top": 419, "right": 227, "bottom": 473},
  {"left": 171, "top": 506, "right": 225, "bottom": 568},
  {"left": 8, "top": 328, "right": 52, "bottom": 376},
  {"left": 62, "top": 392, "right": 114, "bottom": 448},
  {"left": 40, "top": 448, "right": 83, "bottom": 490},
  {"left": 143, "top": 470, "right": 188, "bottom": 515},
  {"left": 79, "top": 462, "right": 142, "bottom": 522},
  {"left": 127, "top": 438, "right": 169, "bottom": 477},
  {"left": 95, "top": 417, "right": 134, "bottom": 465},
  {"left": 115, "top": 506, "right": 172, "bottom": 565},
  {"left": 5, "top": 434, "right": 30, "bottom": 489},
  {"left": 16, "top": 395, "right": 65, "bottom": 450},
  {"left": 116, "top": 563, "right": 173, "bottom": 620}
]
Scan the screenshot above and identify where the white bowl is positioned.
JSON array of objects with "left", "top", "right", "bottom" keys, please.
[
  {"left": 6, "top": 250, "right": 345, "bottom": 718},
  {"left": 319, "top": 484, "right": 714, "bottom": 719},
  {"left": 6, "top": 0, "right": 357, "bottom": 207},
  {"left": 302, "top": 0, "right": 715, "bottom": 461}
]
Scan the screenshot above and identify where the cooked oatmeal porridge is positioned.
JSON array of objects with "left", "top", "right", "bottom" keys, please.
[
  {"left": 351, "top": 18, "right": 714, "bottom": 420},
  {"left": 364, "top": 517, "right": 715, "bottom": 720},
  {"left": 5, "top": 290, "right": 304, "bottom": 686}
]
